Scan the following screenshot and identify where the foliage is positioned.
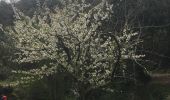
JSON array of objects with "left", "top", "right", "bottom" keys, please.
[
  {"left": 0, "top": 1, "right": 14, "bottom": 26},
  {"left": 0, "top": 24, "right": 16, "bottom": 82}
]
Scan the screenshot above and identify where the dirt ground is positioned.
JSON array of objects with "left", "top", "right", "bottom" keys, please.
[{"left": 151, "top": 74, "right": 170, "bottom": 84}]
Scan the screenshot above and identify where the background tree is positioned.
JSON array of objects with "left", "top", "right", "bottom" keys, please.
[{"left": 0, "top": 1, "right": 14, "bottom": 26}]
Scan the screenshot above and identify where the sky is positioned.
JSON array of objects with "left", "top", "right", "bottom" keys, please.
[
  {"left": 0, "top": 0, "right": 10, "bottom": 3},
  {"left": 0, "top": 0, "right": 20, "bottom": 3}
]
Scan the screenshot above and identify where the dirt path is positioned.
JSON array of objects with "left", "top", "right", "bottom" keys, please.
[{"left": 151, "top": 73, "right": 170, "bottom": 84}]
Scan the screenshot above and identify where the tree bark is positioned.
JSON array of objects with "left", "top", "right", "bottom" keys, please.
[{"left": 78, "top": 94, "right": 85, "bottom": 100}]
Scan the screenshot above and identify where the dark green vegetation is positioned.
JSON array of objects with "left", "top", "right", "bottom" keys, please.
[{"left": 0, "top": 0, "right": 170, "bottom": 100}]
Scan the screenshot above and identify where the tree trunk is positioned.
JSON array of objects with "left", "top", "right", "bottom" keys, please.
[{"left": 78, "top": 94, "right": 85, "bottom": 100}]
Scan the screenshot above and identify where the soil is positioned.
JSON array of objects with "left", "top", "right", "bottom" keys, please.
[{"left": 151, "top": 73, "right": 170, "bottom": 84}]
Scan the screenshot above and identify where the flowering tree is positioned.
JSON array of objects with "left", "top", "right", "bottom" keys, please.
[{"left": 3, "top": 0, "right": 145, "bottom": 99}]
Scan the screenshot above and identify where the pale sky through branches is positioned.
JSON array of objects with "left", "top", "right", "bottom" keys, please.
[
  {"left": 0, "top": 0, "right": 20, "bottom": 3},
  {"left": 0, "top": 0, "right": 10, "bottom": 3}
]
